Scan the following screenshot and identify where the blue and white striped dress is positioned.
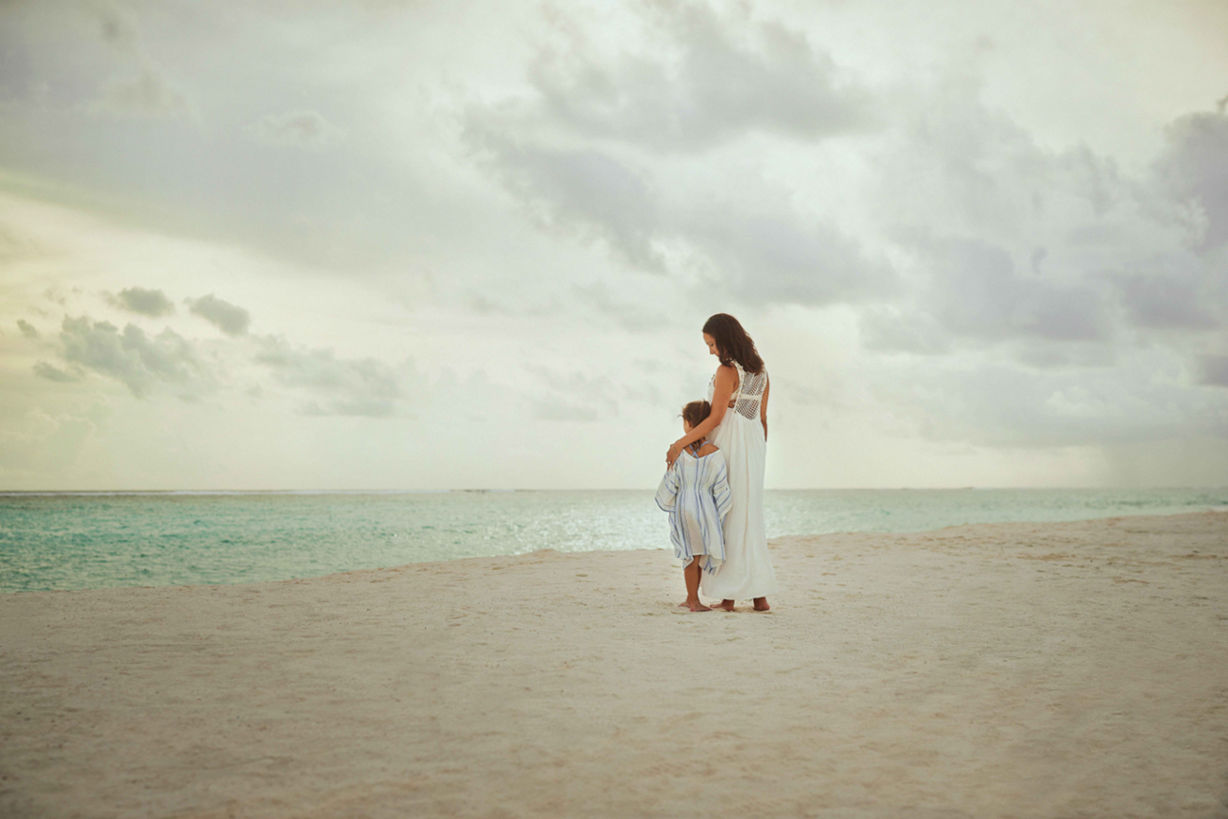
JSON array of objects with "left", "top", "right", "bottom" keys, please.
[{"left": 654, "top": 443, "right": 733, "bottom": 574}]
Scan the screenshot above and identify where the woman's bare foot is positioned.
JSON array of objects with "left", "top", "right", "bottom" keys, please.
[
  {"left": 684, "top": 600, "right": 711, "bottom": 612},
  {"left": 753, "top": 597, "right": 770, "bottom": 611},
  {"left": 713, "top": 599, "right": 735, "bottom": 611}
]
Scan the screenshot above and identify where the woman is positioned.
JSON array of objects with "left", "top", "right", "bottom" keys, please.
[{"left": 666, "top": 313, "right": 777, "bottom": 611}]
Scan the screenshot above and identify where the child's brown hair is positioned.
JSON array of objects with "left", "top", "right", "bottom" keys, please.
[{"left": 681, "top": 400, "right": 712, "bottom": 429}]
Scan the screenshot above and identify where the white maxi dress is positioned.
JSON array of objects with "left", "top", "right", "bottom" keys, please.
[{"left": 700, "top": 362, "right": 778, "bottom": 600}]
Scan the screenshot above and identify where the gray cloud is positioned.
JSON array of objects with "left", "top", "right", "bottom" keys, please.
[
  {"left": 0, "top": 2, "right": 187, "bottom": 122},
  {"left": 1198, "top": 355, "right": 1228, "bottom": 388},
  {"left": 1012, "top": 342, "right": 1118, "bottom": 371},
  {"left": 92, "top": 2, "right": 141, "bottom": 55},
  {"left": 467, "top": 126, "right": 663, "bottom": 270},
  {"left": 531, "top": 398, "right": 599, "bottom": 423},
  {"left": 82, "top": 1, "right": 193, "bottom": 120},
  {"left": 17, "top": 319, "right": 39, "bottom": 339},
  {"left": 1115, "top": 270, "right": 1218, "bottom": 332},
  {"left": 43, "top": 287, "right": 75, "bottom": 308},
  {"left": 462, "top": 3, "right": 893, "bottom": 309},
  {"left": 851, "top": 86, "right": 1228, "bottom": 379},
  {"left": 253, "top": 336, "right": 404, "bottom": 417},
  {"left": 682, "top": 207, "right": 895, "bottom": 306},
  {"left": 525, "top": 363, "right": 664, "bottom": 421},
  {"left": 36, "top": 307, "right": 412, "bottom": 416},
  {"left": 188, "top": 294, "right": 251, "bottom": 336},
  {"left": 247, "top": 110, "right": 345, "bottom": 148},
  {"left": 0, "top": 3, "right": 394, "bottom": 273},
  {"left": 859, "top": 307, "right": 951, "bottom": 355},
  {"left": 872, "top": 355, "right": 1227, "bottom": 449},
  {"left": 529, "top": 3, "right": 870, "bottom": 152},
  {"left": 468, "top": 122, "right": 892, "bottom": 307},
  {"left": 528, "top": 365, "right": 613, "bottom": 402},
  {"left": 904, "top": 235, "right": 1113, "bottom": 344},
  {"left": 33, "top": 361, "right": 82, "bottom": 383},
  {"left": 463, "top": 2, "right": 892, "bottom": 307},
  {"left": 56, "top": 316, "right": 202, "bottom": 397},
  {"left": 298, "top": 397, "right": 395, "bottom": 417},
  {"left": 108, "top": 286, "right": 175, "bottom": 317},
  {"left": 572, "top": 283, "right": 668, "bottom": 332},
  {"left": 1155, "top": 109, "right": 1228, "bottom": 248}
]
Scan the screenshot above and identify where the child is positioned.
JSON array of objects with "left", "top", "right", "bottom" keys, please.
[{"left": 654, "top": 400, "right": 733, "bottom": 611}]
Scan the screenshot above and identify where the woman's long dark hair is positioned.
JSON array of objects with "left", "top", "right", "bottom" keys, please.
[{"left": 702, "top": 313, "right": 764, "bottom": 374}]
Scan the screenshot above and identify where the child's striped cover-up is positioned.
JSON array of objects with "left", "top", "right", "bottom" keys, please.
[{"left": 655, "top": 445, "right": 733, "bottom": 574}]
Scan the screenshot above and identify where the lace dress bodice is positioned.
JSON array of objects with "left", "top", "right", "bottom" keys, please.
[{"left": 708, "top": 362, "right": 768, "bottom": 421}]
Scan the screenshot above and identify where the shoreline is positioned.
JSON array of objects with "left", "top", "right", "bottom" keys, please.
[
  {"left": 2, "top": 511, "right": 1226, "bottom": 816},
  {"left": 4, "top": 503, "right": 1226, "bottom": 597}
]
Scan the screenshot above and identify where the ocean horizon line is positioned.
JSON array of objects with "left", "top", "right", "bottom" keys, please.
[{"left": 2, "top": 485, "right": 1227, "bottom": 498}]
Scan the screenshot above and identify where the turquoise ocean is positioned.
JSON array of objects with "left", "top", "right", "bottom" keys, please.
[{"left": 1, "top": 488, "right": 1225, "bottom": 593}]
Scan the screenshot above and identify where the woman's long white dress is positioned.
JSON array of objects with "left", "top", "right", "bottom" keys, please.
[{"left": 699, "top": 362, "right": 778, "bottom": 600}]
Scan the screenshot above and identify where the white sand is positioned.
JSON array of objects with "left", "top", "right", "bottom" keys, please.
[{"left": 2, "top": 511, "right": 1226, "bottom": 817}]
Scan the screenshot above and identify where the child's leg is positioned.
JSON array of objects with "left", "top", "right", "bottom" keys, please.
[{"left": 682, "top": 559, "right": 710, "bottom": 612}]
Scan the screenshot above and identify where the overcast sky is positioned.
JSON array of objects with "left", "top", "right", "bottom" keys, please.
[{"left": 1, "top": 0, "right": 1226, "bottom": 490}]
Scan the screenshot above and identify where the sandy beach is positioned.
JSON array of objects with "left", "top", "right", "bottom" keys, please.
[{"left": 2, "top": 511, "right": 1226, "bottom": 817}]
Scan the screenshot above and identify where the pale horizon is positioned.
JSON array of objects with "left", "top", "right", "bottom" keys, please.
[
  {"left": 2, "top": 0, "right": 1227, "bottom": 491},
  {"left": 1, "top": 485, "right": 1225, "bottom": 496}
]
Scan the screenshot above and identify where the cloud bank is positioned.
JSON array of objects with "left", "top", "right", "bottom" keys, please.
[{"left": 1, "top": 0, "right": 1225, "bottom": 489}]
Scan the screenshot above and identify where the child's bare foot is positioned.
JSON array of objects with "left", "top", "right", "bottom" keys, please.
[
  {"left": 684, "top": 600, "right": 711, "bottom": 612},
  {"left": 713, "top": 599, "right": 735, "bottom": 611},
  {"left": 753, "top": 597, "right": 770, "bottom": 611}
]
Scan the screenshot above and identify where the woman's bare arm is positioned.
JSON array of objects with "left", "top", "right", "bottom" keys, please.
[
  {"left": 666, "top": 365, "right": 736, "bottom": 466},
  {"left": 760, "top": 376, "right": 770, "bottom": 441}
]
